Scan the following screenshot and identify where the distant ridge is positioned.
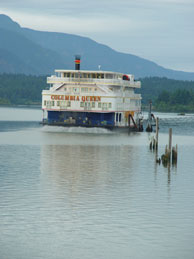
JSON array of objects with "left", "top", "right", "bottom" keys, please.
[{"left": 0, "top": 14, "right": 194, "bottom": 80}]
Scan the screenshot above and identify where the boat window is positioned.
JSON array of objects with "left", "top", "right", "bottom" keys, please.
[
  {"left": 106, "top": 74, "right": 113, "bottom": 79},
  {"left": 116, "top": 113, "right": 118, "bottom": 122},
  {"left": 92, "top": 102, "right": 95, "bottom": 108},
  {"left": 119, "top": 113, "right": 122, "bottom": 122},
  {"left": 97, "top": 73, "right": 102, "bottom": 79},
  {"left": 98, "top": 102, "right": 101, "bottom": 108},
  {"left": 92, "top": 73, "right": 96, "bottom": 79},
  {"left": 109, "top": 103, "right": 112, "bottom": 108},
  {"left": 75, "top": 73, "right": 79, "bottom": 78},
  {"left": 57, "top": 101, "right": 60, "bottom": 106},
  {"left": 81, "top": 87, "right": 88, "bottom": 92},
  {"left": 52, "top": 101, "right": 55, "bottom": 106},
  {"left": 102, "top": 103, "right": 107, "bottom": 109},
  {"left": 44, "top": 100, "right": 46, "bottom": 106},
  {"left": 80, "top": 102, "right": 84, "bottom": 107}
]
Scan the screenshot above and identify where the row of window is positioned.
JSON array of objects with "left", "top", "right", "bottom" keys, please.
[
  {"left": 44, "top": 100, "right": 71, "bottom": 107},
  {"left": 60, "top": 72, "right": 121, "bottom": 80},
  {"left": 80, "top": 102, "right": 112, "bottom": 109},
  {"left": 81, "top": 87, "right": 98, "bottom": 92},
  {"left": 61, "top": 87, "right": 98, "bottom": 93},
  {"left": 44, "top": 100, "right": 112, "bottom": 109}
]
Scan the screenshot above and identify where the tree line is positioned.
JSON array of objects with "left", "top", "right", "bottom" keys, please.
[
  {"left": 0, "top": 74, "right": 47, "bottom": 105},
  {"left": 154, "top": 89, "right": 194, "bottom": 112},
  {"left": 139, "top": 77, "right": 194, "bottom": 112}
]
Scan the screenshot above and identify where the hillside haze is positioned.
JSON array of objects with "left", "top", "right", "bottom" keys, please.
[{"left": 0, "top": 14, "right": 194, "bottom": 80}]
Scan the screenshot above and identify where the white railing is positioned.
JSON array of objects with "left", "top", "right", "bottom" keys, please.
[{"left": 47, "top": 77, "right": 141, "bottom": 88}]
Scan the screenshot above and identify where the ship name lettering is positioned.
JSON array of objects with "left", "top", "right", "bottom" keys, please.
[{"left": 51, "top": 95, "right": 101, "bottom": 102}]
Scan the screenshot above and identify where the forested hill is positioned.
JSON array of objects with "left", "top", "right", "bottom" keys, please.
[{"left": 0, "top": 74, "right": 194, "bottom": 112}]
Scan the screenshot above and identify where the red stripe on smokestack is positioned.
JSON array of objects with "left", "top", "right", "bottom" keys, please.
[{"left": 75, "top": 55, "right": 81, "bottom": 70}]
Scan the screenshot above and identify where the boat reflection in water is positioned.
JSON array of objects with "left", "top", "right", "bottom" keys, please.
[{"left": 40, "top": 144, "right": 140, "bottom": 203}]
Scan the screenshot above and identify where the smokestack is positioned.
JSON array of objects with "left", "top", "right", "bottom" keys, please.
[{"left": 75, "top": 55, "right": 81, "bottom": 70}]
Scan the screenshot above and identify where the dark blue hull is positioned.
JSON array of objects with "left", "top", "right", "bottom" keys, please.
[{"left": 47, "top": 111, "right": 115, "bottom": 127}]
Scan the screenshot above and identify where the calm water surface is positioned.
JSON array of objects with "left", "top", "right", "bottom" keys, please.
[{"left": 0, "top": 107, "right": 194, "bottom": 259}]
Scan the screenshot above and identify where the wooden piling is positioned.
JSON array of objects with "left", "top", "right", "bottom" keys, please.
[
  {"left": 168, "top": 128, "right": 172, "bottom": 158},
  {"left": 158, "top": 127, "right": 178, "bottom": 167},
  {"left": 153, "top": 138, "right": 156, "bottom": 150},
  {"left": 155, "top": 117, "right": 159, "bottom": 150},
  {"left": 149, "top": 139, "right": 153, "bottom": 150},
  {"left": 172, "top": 144, "right": 178, "bottom": 164},
  {"left": 161, "top": 144, "right": 170, "bottom": 166}
]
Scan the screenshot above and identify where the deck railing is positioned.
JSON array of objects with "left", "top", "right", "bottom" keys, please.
[{"left": 47, "top": 77, "right": 141, "bottom": 88}]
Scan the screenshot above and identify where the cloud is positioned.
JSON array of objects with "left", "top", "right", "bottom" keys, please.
[
  {"left": 1, "top": 0, "right": 193, "bottom": 16},
  {"left": 0, "top": 0, "right": 194, "bottom": 71}
]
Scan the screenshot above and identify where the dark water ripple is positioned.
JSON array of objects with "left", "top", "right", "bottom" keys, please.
[
  {"left": 158, "top": 115, "right": 194, "bottom": 135},
  {"left": 0, "top": 121, "right": 41, "bottom": 132}
]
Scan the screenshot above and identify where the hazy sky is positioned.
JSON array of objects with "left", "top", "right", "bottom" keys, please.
[{"left": 1, "top": 0, "right": 194, "bottom": 72}]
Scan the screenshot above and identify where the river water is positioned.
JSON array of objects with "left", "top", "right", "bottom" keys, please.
[{"left": 0, "top": 107, "right": 194, "bottom": 259}]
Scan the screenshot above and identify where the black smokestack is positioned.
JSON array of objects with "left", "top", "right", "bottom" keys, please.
[{"left": 75, "top": 55, "right": 81, "bottom": 70}]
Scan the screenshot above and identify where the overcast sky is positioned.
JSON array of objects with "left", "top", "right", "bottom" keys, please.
[{"left": 1, "top": 0, "right": 194, "bottom": 72}]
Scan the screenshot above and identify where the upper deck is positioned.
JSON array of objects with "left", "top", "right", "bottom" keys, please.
[{"left": 47, "top": 70, "right": 141, "bottom": 89}]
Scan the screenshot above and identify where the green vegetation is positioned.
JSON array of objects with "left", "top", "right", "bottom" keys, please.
[
  {"left": 0, "top": 74, "right": 47, "bottom": 105},
  {"left": 0, "top": 74, "right": 194, "bottom": 112},
  {"left": 140, "top": 77, "right": 194, "bottom": 104},
  {"left": 154, "top": 89, "right": 194, "bottom": 112},
  {"left": 139, "top": 77, "right": 194, "bottom": 112}
]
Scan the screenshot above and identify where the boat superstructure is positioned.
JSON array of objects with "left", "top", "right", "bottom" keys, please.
[{"left": 42, "top": 57, "right": 143, "bottom": 131}]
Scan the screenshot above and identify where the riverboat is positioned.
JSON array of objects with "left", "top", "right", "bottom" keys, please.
[{"left": 42, "top": 57, "right": 143, "bottom": 131}]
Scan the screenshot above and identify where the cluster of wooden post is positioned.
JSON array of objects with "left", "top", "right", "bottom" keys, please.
[
  {"left": 149, "top": 118, "right": 178, "bottom": 166},
  {"left": 161, "top": 128, "right": 178, "bottom": 166}
]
